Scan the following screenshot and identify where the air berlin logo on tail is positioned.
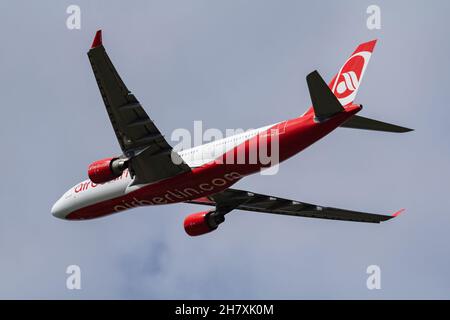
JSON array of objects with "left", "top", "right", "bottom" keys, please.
[
  {"left": 332, "top": 51, "right": 371, "bottom": 106},
  {"left": 336, "top": 71, "right": 359, "bottom": 93}
]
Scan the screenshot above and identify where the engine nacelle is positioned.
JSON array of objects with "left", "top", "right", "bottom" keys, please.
[
  {"left": 88, "top": 157, "right": 127, "bottom": 184},
  {"left": 183, "top": 211, "right": 225, "bottom": 236}
]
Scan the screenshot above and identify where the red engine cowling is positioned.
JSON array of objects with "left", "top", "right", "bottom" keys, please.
[
  {"left": 184, "top": 211, "right": 223, "bottom": 236},
  {"left": 88, "top": 157, "right": 126, "bottom": 184}
]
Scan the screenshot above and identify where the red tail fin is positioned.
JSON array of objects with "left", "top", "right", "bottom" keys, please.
[{"left": 304, "top": 40, "right": 377, "bottom": 116}]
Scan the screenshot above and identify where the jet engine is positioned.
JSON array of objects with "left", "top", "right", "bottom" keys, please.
[
  {"left": 88, "top": 157, "right": 127, "bottom": 184},
  {"left": 183, "top": 211, "right": 225, "bottom": 236}
]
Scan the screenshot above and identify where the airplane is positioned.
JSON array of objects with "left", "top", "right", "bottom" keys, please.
[{"left": 51, "top": 30, "right": 412, "bottom": 236}]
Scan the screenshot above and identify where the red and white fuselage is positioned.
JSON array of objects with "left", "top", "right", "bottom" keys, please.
[{"left": 51, "top": 104, "right": 361, "bottom": 220}]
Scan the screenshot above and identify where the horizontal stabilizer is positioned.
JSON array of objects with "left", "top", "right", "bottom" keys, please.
[
  {"left": 306, "top": 70, "right": 344, "bottom": 121},
  {"left": 341, "top": 115, "right": 413, "bottom": 133}
]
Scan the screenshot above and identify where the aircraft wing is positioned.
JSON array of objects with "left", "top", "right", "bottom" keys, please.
[
  {"left": 87, "top": 30, "right": 191, "bottom": 184},
  {"left": 187, "top": 188, "right": 403, "bottom": 223}
]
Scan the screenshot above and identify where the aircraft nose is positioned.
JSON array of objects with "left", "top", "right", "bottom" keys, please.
[{"left": 51, "top": 198, "right": 68, "bottom": 219}]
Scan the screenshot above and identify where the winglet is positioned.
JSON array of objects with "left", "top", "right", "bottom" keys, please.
[
  {"left": 91, "top": 30, "right": 102, "bottom": 48},
  {"left": 392, "top": 208, "right": 406, "bottom": 218}
]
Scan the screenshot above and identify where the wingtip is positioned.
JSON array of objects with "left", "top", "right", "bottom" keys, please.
[
  {"left": 392, "top": 208, "right": 406, "bottom": 218},
  {"left": 91, "top": 30, "right": 102, "bottom": 48}
]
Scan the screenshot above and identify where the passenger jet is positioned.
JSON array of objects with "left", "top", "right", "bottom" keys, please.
[{"left": 51, "top": 30, "right": 412, "bottom": 236}]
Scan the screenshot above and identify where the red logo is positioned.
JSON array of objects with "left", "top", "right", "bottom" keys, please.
[{"left": 331, "top": 52, "right": 371, "bottom": 106}]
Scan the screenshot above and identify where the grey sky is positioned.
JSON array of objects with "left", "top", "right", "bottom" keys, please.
[{"left": 0, "top": 0, "right": 449, "bottom": 298}]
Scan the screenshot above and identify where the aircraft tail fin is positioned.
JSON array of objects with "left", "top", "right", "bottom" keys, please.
[
  {"left": 303, "top": 40, "right": 414, "bottom": 133},
  {"left": 303, "top": 40, "right": 377, "bottom": 116},
  {"left": 328, "top": 40, "right": 377, "bottom": 106},
  {"left": 340, "top": 115, "right": 413, "bottom": 133}
]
